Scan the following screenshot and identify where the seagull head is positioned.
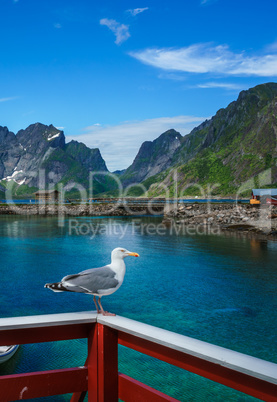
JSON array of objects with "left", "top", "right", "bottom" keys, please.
[{"left": 111, "top": 247, "right": 139, "bottom": 261}]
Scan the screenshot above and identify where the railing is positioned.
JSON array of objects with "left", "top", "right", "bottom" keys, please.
[{"left": 0, "top": 312, "right": 277, "bottom": 401}]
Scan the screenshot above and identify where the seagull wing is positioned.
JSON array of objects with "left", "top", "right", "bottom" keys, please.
[{"left": 61, "top": 266, "right": 119, "bottom": 294}]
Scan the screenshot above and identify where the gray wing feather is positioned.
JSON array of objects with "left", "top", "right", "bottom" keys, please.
[{"left": 62, "top": 266, "right": 119, "bottom": 294}]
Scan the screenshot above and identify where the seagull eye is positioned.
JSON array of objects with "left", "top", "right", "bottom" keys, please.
[{"left": 120, "top": 249, "right": 125, "bottom": 252}]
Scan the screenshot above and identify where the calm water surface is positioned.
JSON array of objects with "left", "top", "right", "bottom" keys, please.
[{"left": 0, "top": 215, "right": 276, "bottom": 401}]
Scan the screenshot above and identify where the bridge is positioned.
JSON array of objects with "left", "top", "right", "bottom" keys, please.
[
  {"left": 90, "top": 198, "right": 167, "bottom": 214},
  {"left": 89, "top": 198, "right": 177, "bottom": 215}
]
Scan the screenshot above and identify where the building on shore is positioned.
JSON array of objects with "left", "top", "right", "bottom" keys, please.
[
  {"left": 34, "top": 190, "right": 60, "bottom": 202},
  {"left": 251, "top": 189, "right": 277, "bottom": 205}
]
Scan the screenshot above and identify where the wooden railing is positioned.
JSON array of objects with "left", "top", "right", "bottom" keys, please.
[{"left": 0, "top": 312, "right": 277, "bottom": 401}]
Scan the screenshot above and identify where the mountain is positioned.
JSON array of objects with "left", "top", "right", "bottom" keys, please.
[
  {"left": 0, "top": 123, "right": 108, "bottom": 196},
  {"left": 1, "top": 82, "right": 277, "bottom": 199},
  {"left": 120, "top": 129, "right": 182, "bottom": 185},
  {"left": 66, "top": 140, "right": 107, "bottom": 172},
  {"left": 129, "top": 82, "right": 277, "bottom": 196}
]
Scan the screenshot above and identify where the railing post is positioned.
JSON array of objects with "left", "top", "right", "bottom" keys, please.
[
  {"left": 87, "top": 323, "right": 99, "bottom": 401},
  {"left": 97, "top": 323, "right": 118, "bottom": 402},
  {"left": 87, "top": 322, "right": 118, "bottom": 402}
]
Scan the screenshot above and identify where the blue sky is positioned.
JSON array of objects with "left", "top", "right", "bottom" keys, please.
[{"left": 1, "top": 0, "right": 277, "bottom": 170}]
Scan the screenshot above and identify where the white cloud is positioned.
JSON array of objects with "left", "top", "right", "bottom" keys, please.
[
  {"left": 100, "top": 18, "right": 130, "bottom": 45},
  {"left": 126, "top": 7, "right": 149, "bottom": 16},
  {"left": 0, "top": 96, "right": 18, "bottom": 103},
  {"left": 129, "top": 43, "right": 277, "bottom": 77},
  {"left": 196, "top": 82, "right": 245, "bottom": 90},
  {"left": 66, "top": 116, "right": 207, "bottom": 171}
]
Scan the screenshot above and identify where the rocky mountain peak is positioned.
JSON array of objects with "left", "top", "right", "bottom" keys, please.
[
  {"left": 0, "top": 126, "right": 16, "bottom": 145},
  {"left": 0, "top": 122, "right": 107, "bottom": 194},
  {"left": 65, "top": 140, "right": 108, "bottom": 172},
  {"left": 16, "top": 123, "right": 65, "bottom": 150},
  {"left": 120, "top": 128, "right": 182, "bottom": 185}
]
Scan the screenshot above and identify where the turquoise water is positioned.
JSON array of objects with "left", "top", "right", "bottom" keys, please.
[{"left": 0, "top": 215, "right": 277, "bottom": 401}]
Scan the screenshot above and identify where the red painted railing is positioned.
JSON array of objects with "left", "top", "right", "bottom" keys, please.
[{"left": 0, "top": 312, "right": 277, "bottom": 401}]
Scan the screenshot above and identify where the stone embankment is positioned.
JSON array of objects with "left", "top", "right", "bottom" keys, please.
[
  {"left": 0, "top": 203, "right": 159, "bottom": 216},
  {"left": 163, "top": 203, "right": 277, "bottom": 238}
]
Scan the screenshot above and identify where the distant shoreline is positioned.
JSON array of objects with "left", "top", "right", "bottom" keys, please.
[
  {"left": 0, "top": 204, "right": 132, "bottom": 216},
  {"left": 1, "top": 203, "right": 276, "bottom": 241}
]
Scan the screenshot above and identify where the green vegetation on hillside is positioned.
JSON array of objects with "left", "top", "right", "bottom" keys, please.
[{"left": 145, "top": 83, "right": 277, "bottom": 197}]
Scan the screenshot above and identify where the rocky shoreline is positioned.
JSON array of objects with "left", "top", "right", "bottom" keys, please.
[
  {"left": 163, "top": 203, "right": 277, "bottom": 240},
  {"left": 0, "top": 203, "right": 165, "bottom": 217},
  {"left": 1, "top": 202, "right": 277, "bottom": 240}
]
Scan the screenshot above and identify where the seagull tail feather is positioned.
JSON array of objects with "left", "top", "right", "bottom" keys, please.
[{"left": 44, "top": 282, "right": 68, "bottom": 293}]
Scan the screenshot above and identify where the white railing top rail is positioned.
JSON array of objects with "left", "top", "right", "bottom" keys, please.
[{"left": 0, "top": 311, "right": 97, "bottom": 331}]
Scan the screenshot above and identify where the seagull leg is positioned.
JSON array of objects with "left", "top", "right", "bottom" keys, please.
[
  {"left": 93, "top": 296, "right": 100, "bottom": 314},
  {"left": 98, "top": 297, "right": 116, "bottom": 316}
]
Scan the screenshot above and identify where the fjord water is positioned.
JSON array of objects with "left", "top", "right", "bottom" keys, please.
[{"left": 0, "top": 215, "right": 277, "bottom": 401}]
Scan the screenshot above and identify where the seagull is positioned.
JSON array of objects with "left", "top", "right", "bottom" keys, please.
[{"left": 45, "top": 247, "right": 139, "bottom": 316}]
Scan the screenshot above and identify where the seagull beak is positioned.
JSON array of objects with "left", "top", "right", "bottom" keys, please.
[{"left": 127, "top": 251, "right": 140, "bottom": 257}]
